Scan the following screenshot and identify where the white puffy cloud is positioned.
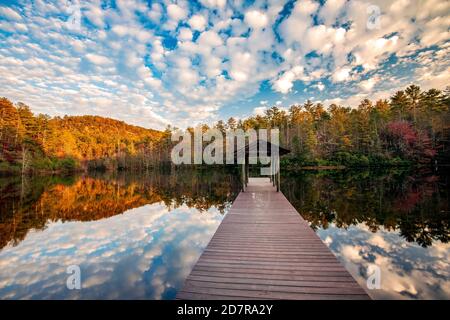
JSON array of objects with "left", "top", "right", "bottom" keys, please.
[
  {"left": 197, "top": 30, "right": 223, "bottom": 48},
  {"left": 111, "top": 25, "right": 128, "bottom": 37},
  {"left": 244, "top": 10, "right": 268, "bottom": 29},
  {"left": 353, "top": 36, "right": 400, "bottom": 71},
  {"left": 178, "top": 28, "right": 193, "bottom": 42},
  {"left": 272, "top": 66, "right": 305, "bottom": 94},
  {"left": 125, "top": 51, "right": 141, "bottom": 68},
  {"left": 202, "top": 55, "right": 222, "bottom": 77},
  {"left": 359, "top": 77, "right": 378, "bottom": 91},
  {"left": 420, "top": 16, "right": 450, "bottom": 47},
  {"left": 332, "top": 67, "right": 351, "bottom": 83},
  {"left": 229, "top": 51, "right": 254, "bottom": 82},
  {"left": 0, "top": 6, "right": 22, "bottom": 21},
  {"left": 0, "top": 21, "right": 27, "bottom": 33},
  {"left": 85, "top": 5, "right": 104, "bottom": 28},
  {"left": 167, "top": 4, "right": 188, "bottom": 21},
  {"left": 85, "top": 53, "right": 112, "bottom": 65},
  {"left": 319, "top": 0, "right": 346, "bottom": 25},
  {"left": 199, "top": 0, "right": 226, "bottom": 9},
  {"left": 189, "top": 14, "right": 207, "bottom": 31},
  {"left": 303, "top": 25, "right": 346, "bottom": 54},
  {"left": 253, "top": 106, "right": 267, "bottom": 116},
  {"left": 279, "top": 0, "right": 319, "bottom": 45},
  {"left": 148, "top": 2, "right": 163, "bottom": 22}
]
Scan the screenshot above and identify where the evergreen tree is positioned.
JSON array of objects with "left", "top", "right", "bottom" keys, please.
[
  {"left": 405, "top": 84, "right": 422, "bottom": 122},
  {"left": 390, "top": 90, "right": 409, "bottom": 119}
]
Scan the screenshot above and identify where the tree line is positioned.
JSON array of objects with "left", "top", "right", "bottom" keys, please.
[
  {"left": 1, "top": 84, "right": 449, "bottom": 174},
  {"left": 211, "top": 84, "right": 449, "bottom": 167}
]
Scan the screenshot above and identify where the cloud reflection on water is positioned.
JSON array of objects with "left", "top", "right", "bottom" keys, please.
[
  {"left": 0, "top": 203, "right": 223, "bottom": 299},
  {"left": 318, "top": 224, "right": 450, "bottom": 300}
]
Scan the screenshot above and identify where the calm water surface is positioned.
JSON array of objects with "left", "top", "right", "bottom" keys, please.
[
  {"left": 0, "top": 168, "right": 448, "bottom": 299},
  {"left": 0, "top": 169, "right": 240, "bottom": 299},
  {"left": 282, "top": 168, "right": 449, "bottom": 299}
]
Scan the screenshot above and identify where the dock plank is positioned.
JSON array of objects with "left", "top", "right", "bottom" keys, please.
[{"left": 177, "top": 178, "right": 369, "bottom": 300}]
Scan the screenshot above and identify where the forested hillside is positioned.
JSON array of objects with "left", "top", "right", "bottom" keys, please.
[{"left": 0, "top": 97, "right": 166, "bottom": 173}]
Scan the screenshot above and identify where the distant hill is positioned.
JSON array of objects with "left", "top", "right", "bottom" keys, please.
[
  {"left": 47, "top": 115, "right": 163, "bottom": 159},
  {"left": 0, "top": 97, "right": 167, "bottom": 173}
]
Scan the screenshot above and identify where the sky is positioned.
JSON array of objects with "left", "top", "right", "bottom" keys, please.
[{"left": 0, "top": 0, "right": 449, "bottom": 130}]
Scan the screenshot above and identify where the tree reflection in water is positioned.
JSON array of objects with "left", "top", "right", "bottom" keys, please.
[
  {"left": 0, "top": 168, "right": 241, "bottom": 250},
  {"left": 281, "top": 168, "right": 449, "bottom": 248},
  {"left": 2, "top": 168, "right": 448, "bottom": 250}
]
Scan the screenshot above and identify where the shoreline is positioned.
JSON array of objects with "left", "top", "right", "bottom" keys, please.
[{"left": 2, "top": 163, "right": 448, "bottom": 177}]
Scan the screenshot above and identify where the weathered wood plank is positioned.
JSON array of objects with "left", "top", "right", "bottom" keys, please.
[
  {"left": 194, "top": 262, "right": 352, "bottom": 272},
  {"left": 190, "top": 270, "right": 356, "bottom": 282},
  {"left": 184, "top": 280, "right": 368, "bottom": 295},
  {"left": 186, "top": 275, "right": 364, "bottom": 289},
  {"left": 192, "top": 266, "right": 356, "bottom": 278},
  {"left": 178, "top": 287, "right": 369, "bottom": 300},
  {"left": 177, "top": 178, "right": 369, "bottom": 300}
]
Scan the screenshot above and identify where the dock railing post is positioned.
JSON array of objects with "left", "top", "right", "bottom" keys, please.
[
  {"left": 272, "top": 155, "right": 276, "bottom": 187},
  {"left": 276, "top": 154, "right": 280, "bottom": 192},
  {"left": 245, "top": 161, "right": 249, "bottom": 187},
  {"left": 272, "top": 157, "right": 277, "bottom": 187},
  {"left": 268, "top": 155, "right": 271, "bottom": 182},
  {"left": 269, "top": 163, "right": 272, "bottom": 183},
  {"left": 270, "top": 155, "right": 273, "bottom": 185},
  {"left": 242, "top": 155, "right": 246, "bottom": 192}
]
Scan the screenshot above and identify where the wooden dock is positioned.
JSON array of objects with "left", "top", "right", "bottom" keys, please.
[{"left": 177, "top": 178, "right": 370, "bottom": 300}]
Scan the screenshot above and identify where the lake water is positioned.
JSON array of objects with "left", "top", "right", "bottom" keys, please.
[
  {"left": 0, "top": 168, "right": 448, "bottom": 299},
  {"left": 281, "top": 168, "right": 450, "bottom": 299},
  {"left": 0, "top": 169, "right": 241, "bottom": 299}
]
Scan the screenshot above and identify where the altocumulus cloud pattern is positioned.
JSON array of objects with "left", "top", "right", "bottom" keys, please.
[{"left": 0, "top": 0, "right": 449, "bottom": 128}]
